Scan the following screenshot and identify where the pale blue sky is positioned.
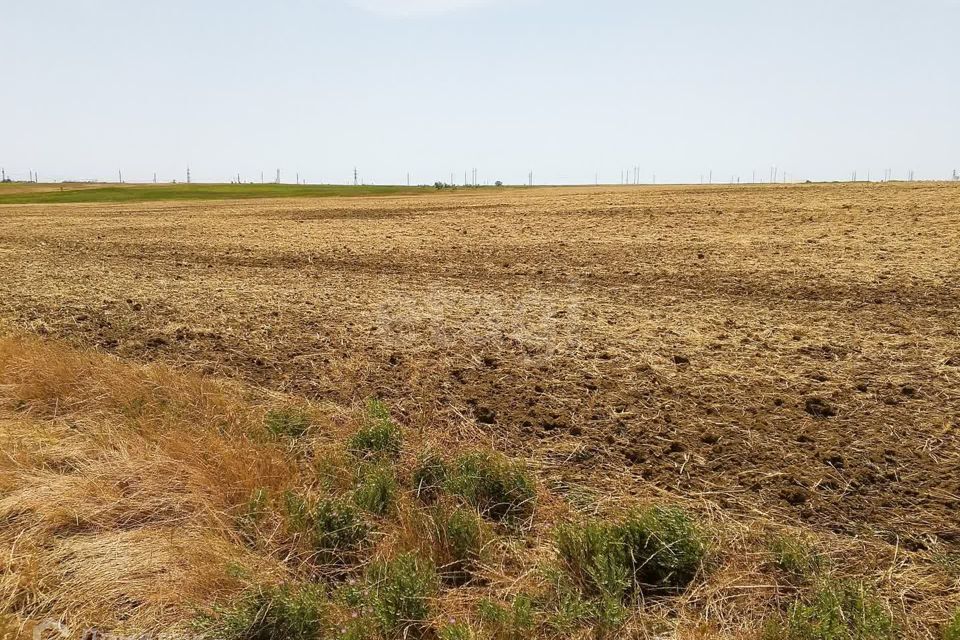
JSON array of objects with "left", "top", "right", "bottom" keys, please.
[{"left": 2, "top": 0, "right": 958, "bottom": 185}]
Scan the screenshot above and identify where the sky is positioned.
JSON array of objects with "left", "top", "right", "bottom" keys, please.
[{"left": 1, "top": 0, "right": 958, "bottom": 185}]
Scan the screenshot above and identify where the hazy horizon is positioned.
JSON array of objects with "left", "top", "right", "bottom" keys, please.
[{"left": 3, "top": 0, "right": 958, "bottom": 185}]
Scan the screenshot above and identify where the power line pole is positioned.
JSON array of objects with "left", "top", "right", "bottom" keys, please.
[
  {"left": 153, "top": 172, "right": 157, "bottom": 184},
  {"left": 118, "top": 170, "right": 122, "bottom": 184},
  {"left": 354, "top": 168, "right": 358, "bottom": 186},
  {"left": 187, "top": 167, "right": 191, "bottom": 184}
]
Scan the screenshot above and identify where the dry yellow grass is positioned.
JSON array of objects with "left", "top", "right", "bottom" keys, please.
[{"left": 0, "top": 333, "right": 955, "bottom": 639}]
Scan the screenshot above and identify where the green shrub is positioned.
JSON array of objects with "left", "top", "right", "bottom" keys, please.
[
  {"left": 556, "top": 506, "right": 705, "bottom": 597},
  {"left": 264, "top": 406, "right": 312, "bottom": 439},
  {"left": 238, "top": 487, "right": 270, "bottom": 539},
  {"left": 367, "top": 552, "right": 437, "bottom": 638},
  {"left": 538, "top": 566, "right": 626, "bottom": 637},
  {"left": 284, "top": 494, "right": 368, "bottom": 564},
  {"left": 194, "top": 583, "right": 327, "bottom": 640},
  {"left": 349, "top": 401, "right": 402, "bottom": 460},
  {"left": 353, "top": 465, "right": 398, "bottom": 515},
  {"left": 412, "top": 452, "right": 448, "bottom": 502},
  {"left": 618, "top": 506, "right": 705, "bottom": 590},
  {"left": 446, "top": 452, "right": 536, "bottom": 522},
  {"left": 765, "top": 580, "right": 896, "bottom": 640},
  {"left": 769, "top": 535, "right": 824, "bottom": 579},
  {"left": 367, "top": 397, "right": 392, "bottom": 421},
  {"left": 439, "top": 622, "right": 477, "bottom": 640},
  {"left": 477, "top": 595, "right": 535, "bottom": 640},
  {"left": 556, "top": 521, "right": 631, "bottom": 597},
  {"left": 311, "top": 498, "right": 368, "bottom": 562},
  {"left": 943, "top": 610, "right": 960, "bottom": 640},
  {"left": 436, "top": 507, "right": 483, "bottom": 584}
]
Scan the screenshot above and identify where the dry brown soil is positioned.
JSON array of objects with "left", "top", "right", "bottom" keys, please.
[{"left": 1, "top": 183, "right": 958, "bottom": 551}]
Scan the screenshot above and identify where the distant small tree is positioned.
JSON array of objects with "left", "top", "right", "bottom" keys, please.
[{"left": 495, "top": 180, "right": 503, "bottom": 187}]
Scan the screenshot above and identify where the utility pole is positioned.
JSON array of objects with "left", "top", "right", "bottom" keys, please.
[
  {"left": 118, "top": 170, "right": 122, "bottom": 184},
  {"left": 354, "top": 168, "right": 358, "bottom": 186},
  {"left": 407, "top": 172, "right": 410, "bottom": 187},
  {"left": 153, "top": 173, "right": 157, "bottom": 184},
  {"left": 528, "top": 170, "right": 533, "bottom": 187},
  {"left": 187, "top": 167, "right": 191, "bottom": 184},
  {"left": 296, "top": 172, "right": 299, "bottom": 185}
]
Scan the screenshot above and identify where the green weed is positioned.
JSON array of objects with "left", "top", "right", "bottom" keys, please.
[
  {"left": 412, "top": 452, "right": 449, "bottom": 502},
  {"left": 367, "top": 552, "right": 437, "bottom": 638},
  {"left": 284, "top": 494, "right": 368, "bottom": 564},
  {"left": 477, "top": 595, "right": 535, "bottom": 640},
  {"left": 353, "top": 465, "right": 398, "bottom": 516},
  {"left": 349, "top": 399, "right": 402, "bottom": 460},
  {"left": 194, "top": 583, "right": 327, "bottom": 640},
  {"left": 943, "top": 610, "right": 960, "bottom": 640},
  {"left": 769, "top": 535, "right": 824, "bottom": 580},
  {"left": 436, "top": 507, "right": 484, "bottom": 584},
  {"left": 446, "top": 452, "right": 536, "bottom": 523},
  {"left": 264, "top": 406, "right": 312, "bottom": 439},
  {"left": 556, "top": 506, "right": 705, "bottom": 597},
  {"left": 764, "top": 579, "right": 896, "bottom": 640}
]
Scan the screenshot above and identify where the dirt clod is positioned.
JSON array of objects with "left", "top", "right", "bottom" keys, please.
[{"left": 804, "top": 397, "right": 837, "bottom": 418}]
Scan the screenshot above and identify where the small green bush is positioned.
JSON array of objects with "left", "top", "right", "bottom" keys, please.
[
  {"left": 367, "top": 397, "right": 392, "bottom": 419},
  {"left": 412, "top": 452, "right": 448, "bottom": 502},
  {"left": 538, "top": 566, "right": 626, "bottom": 637},
  {"left": 238, "top": 487, "right": 270, "bottom": 539},
  {"left": 556, "top": 506, "right": 705, "bottom": 597},
  {"left": 284, "top": 494, "right": 368, "bottom": 564},
  {"left": 436, "top": 507, "right": 483, "bottom": 584},
  {"left": 439, "top": 622, "right": 477, "bottom": 640},
  {"left": 264, "top": 406, "right": 312, "bottom": 439},
  {"left": 765, "top": 580, "right": 896, "bottom": 640},
  {"left": 618, "top": 506, "right": 705, "bottom": 590},
  {"left": 194, "top": 583, "right": 327, "bottom": 640},
  {"left": 349, "top": 401, "right": 402, "bottom": 459},
  {"left": 353, "top": 465, "right": 398, "bottom": 515},
  {"left": 367, "top": 552, "right": 437, "bottom": 638},
  {"left": 942, "top": 610, "right": 960, "bottom": 640},
  {"left": 769, "top": 535, "right": 824, "bottom": 579},
  {"left": 556, "top": 521, "right": 631, "bottom": 597},
  {"left": 310, "top": 498, "right": 368, "bottom": 562},
  {"left": 446, "top": 452, "right": 536, "bottom": 522},
  {"left": 477, "top": 595, "right": 535, "bottom": 640}
]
